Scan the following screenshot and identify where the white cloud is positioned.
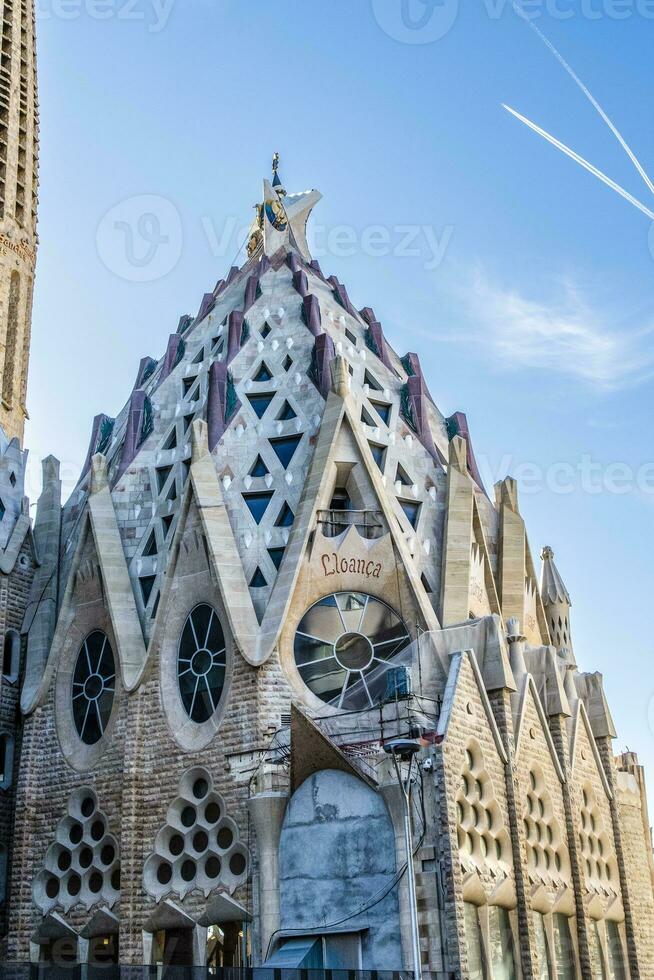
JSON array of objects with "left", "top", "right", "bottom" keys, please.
[{"left": 445, "top": 271, "right": 654, "bottom": 390}]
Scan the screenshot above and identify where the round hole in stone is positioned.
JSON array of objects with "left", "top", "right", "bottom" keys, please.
[
  {"left": 193, "top": 778, "right": 209, "bottom": 800},
  {"left": 79, "top": 847, "right": 93, "bottom": 869},
  {"left": 181, "top": 859, "right": 196, "bottom": 883},
  {"left": 91, "top": 820, "right": 105, "bottom": 842},
  {"left": 157, "top": 862, "right": 172, "bottom": 886},
  {"left": 111, "top": 868, "right": 121, "bottom": 891},
  {"left": 67, "top": 874, "right": 81, "bottom": 896},
  {"left": 205, "top": 855, "right": 221, "bottom": 879},
  {"left": 100, "top": 844, "right": 115, "bottom": 867},
  {"left": 81, "top": 796, "right": 95, "bottom": 818},
  {"left": 217, "top": 827, "right": 233, "bottom": 850},
  {"left": 57, "top": 850, "right": 72, "bottom": 872},
  {"left": 205, "top": 801, "right": 220, "bottom": 824},
  {"left": 69, "top": 823, "right": 83, "bottom": 845},
  {"left": 169, "top": 834, "right": 184, "bottom": 857},
  {"left": 229, "top": 852, "right": 246, "bottom": 877},
  {"left": 89, "top": 871, "right": 103, "bottom": 894},
  {"left": 193, "top": 830, "right": 209, "bottom": 853},
  {"left": 45, "top": 877, "right": 60, "bottom": 899},
  {"left": 181, "top": 806, "right": 196, "bottom": 828}
]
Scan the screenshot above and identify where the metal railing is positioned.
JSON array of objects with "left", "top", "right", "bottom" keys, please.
[{"left": 316, "top": 510, "right": 384, "bottom": 540}]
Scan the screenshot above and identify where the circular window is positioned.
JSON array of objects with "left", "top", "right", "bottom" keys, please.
[
  {"left": 71, "top": 631, "right": 116, "bottom": 745},
  {"left": 177, "top": 605, "right": 227, "bottom": 723},
  {"left": 293, "top": 592, "right": 411, "bottom": 709}
]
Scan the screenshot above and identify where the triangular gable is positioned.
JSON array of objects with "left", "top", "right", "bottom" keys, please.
[
  {"left": 437, "top": 649, "right": 508, "bottom": 764},
  {"left": 514, "top": 674, "right": 565, "bottom": 783},
  {"left": 569, "top": 699, "right": 613, "bottom": 800},
  {"left": 29, "top": 455, "right": 147, "bottom": 707},
  {"left": 148, "top": 420, "right": 262, "bottom": 667},
  {"left": 256, "top": 372, "right": 440, "bottom": 662}
]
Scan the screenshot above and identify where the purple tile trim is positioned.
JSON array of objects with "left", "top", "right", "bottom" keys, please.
[
  {"left": 327, "top": 275, "right": 358, "bottom": 319},
  {"left": 196, "top": 292, "right": 216, "bottom": 322},
  {"left": 207, "top": 361, "right": 241, "bottom": 451},
  {"left": 116, "top": 390, "right": 148, "bottom": 480},
  {"left": 309, "top": 259, "right": 325, "bottom": 279},
  {"left": 79, "top": 413, "right": 112, "bottom": 481},
  {"left": 302, "top": 295, "right": 322, "bottom": 337},
  {"left": 226, "top": 265, "right": 240, "bottom": 286},
  {"left": 244, "top": 273, "right": 260, "bottom": 313},
  {"left": 259, "top": 255, "right": 271, "bottom": 275},
  {"left": 293, "top": 270, "right": 309, "bottom": 297},
  {"left": 135, "top": 356, "right": 157, "bottom": 389},
  {"left": 158, "top": 334, "right": 184, "bottom": 387},
  {"left": 447, "top": 411, "right": 487, "bottom": 493},
  {"left": 404, "top": 373, "right": 445, "bottom": 465},
  {"left": 314, "top": 333, "right": 336, "bottom": 398},
  {"left": 226, "top": 310, "right": 245, "bottom": 364},
  {"left": 287, "top": 252, "right": 302, "bottom": 273},
  {"left": 177, "top": 315, "right": 193, "bottom": 335},
  {"left": 213, "top": 278, "right": 225, "bottom": 295}
]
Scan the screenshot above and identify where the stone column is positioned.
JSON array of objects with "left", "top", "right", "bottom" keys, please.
[
  {"left": 595, "top": 737, "right": 643, "bottom": 979},
  {"left": 549, "top": 714, "right": 592, "bottom": 978},
  {"left": 488, "top": 687, "right": 538, "bottom": 980},
  {"left": 248, "top": 766, "right": 289, "bottom": 964},
  {"left": 378, "top": 759, "right": 415, "bottom": 972}
]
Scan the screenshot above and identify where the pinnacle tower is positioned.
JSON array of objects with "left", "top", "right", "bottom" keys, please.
[{"left": 0, "top": 0, "right": 38, "bottom": 444}]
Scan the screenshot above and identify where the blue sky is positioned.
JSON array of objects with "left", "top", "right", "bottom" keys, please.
[{"left": 27, "top": 1, "right": 654, "bottom": 783}]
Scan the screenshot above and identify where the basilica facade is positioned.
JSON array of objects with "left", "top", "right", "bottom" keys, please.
[{"left": 0, "top": 7, "right": 653, "bottom": 978}]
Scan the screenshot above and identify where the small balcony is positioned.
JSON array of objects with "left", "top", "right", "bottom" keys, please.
[{"left": 316, "top": 508, "right": 384, "bottom": 540}]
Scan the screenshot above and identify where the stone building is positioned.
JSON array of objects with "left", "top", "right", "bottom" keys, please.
[
  {"left": 1, "top": 153, "right": 653, "bottom": 979},
  {"left": 0, "top": 0, "right": 38, "bottom": 948}
]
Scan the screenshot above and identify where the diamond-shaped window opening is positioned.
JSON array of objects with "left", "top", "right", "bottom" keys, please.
[
  {"left": 167, "top": 480, "right": 178, "bottom": 503},
  {"left": 8, "top": 471, "right": 16, "bottom": 487},
  {"left": 370, "top": 401, "right": 392, "bottom": 426},
  {"left": 192, "top": 348, "right": 205, "bottom": 365},
  {"left": 143, "top": 531, "right": 158, "bottom": 557},
  {"left": 345, "top": 328, "right": 357, "bottom": 346},
  {"left": 421, "top": 573, "right": 433, "bottom": 594},
  {"left": 364, "top": 370, "right": 383, "bottom": 391},
  {"left": 252, "top": 362, "right": 273, "bottom": 383},
  {"left": 162, "top": 427, "right": 178, "bottom": 451},
  {"left": 260, "top": 323, "right": 272, "bottom": 339},
  {"left": 270, "top": 435, "right": 302, "bottom": 469},
  {"left": 396, "top": 463, "right": 412, "bottom": 487},
  {"left": 250, "top": 567, "right": 268, "bottom": 588},
  {"left": 249, "top": 455, "right": 269, "bottom": 478},
  {"left": 268, "top": 547, "right": 285, "bottom": 570},
  {"left": 212, "top": 336, "right": 224, "bottom": 354},
  {"left": 0, "top": 498, "right": 5, "bottom": 522},
  {"left": 369, "top": 443, "right": 386, "bottom": 472},
  {"left": 183, "top": 414, "right": 195, "bottom": 433},
  {"left": 275, "top": 502, "right": 294, "bottom": 528},
  {"left": 140, "top": 575, "right": 157, "bottom": 606},
  {"left": 247, "top": 393, "right": 275, "bottom": 420},
  {"left": 182, "top": 376, "right": 198, "bottom": 398},
  {"left": 361, "top": 405, "right": 376, "bottom": 426},
  {"left": 156, "top": 465, "right": 173, "bottom": 494},
  {"left": 162, "top": 515, "right": 174, "bottom": 539},
  {"left": 243, "top": 492, "right": 274, "bottom": 525},
  {"left": 399, "top": 499, "right": 421, "bottom": 529},
  {"left": 283, "top": 355, "right": 293, "bottom": 372},
  {"left": 276, "top": 400, "right": 297, "bottom": 421}
]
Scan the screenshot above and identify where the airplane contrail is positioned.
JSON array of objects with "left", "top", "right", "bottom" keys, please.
[
  {"left": 502, "top": 104, "right": 654, "bottom": 221},
  {"left": 511, "top": 2, "right": 654, "bottom": 198}
]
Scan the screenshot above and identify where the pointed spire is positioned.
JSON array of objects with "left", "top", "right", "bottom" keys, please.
[{"left": 540, "top": 546, "right": 574, "bottom": 663}]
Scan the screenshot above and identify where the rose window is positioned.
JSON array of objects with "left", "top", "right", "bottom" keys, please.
[
  {"left": 177, "top": 605, "right": 227, "bottom": 723},
  {"left": 293, "top": 592, "right": 411, "bottom": 709},
  {"left": 72, "top": 631, "right": 116, "bottom": 745}
]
